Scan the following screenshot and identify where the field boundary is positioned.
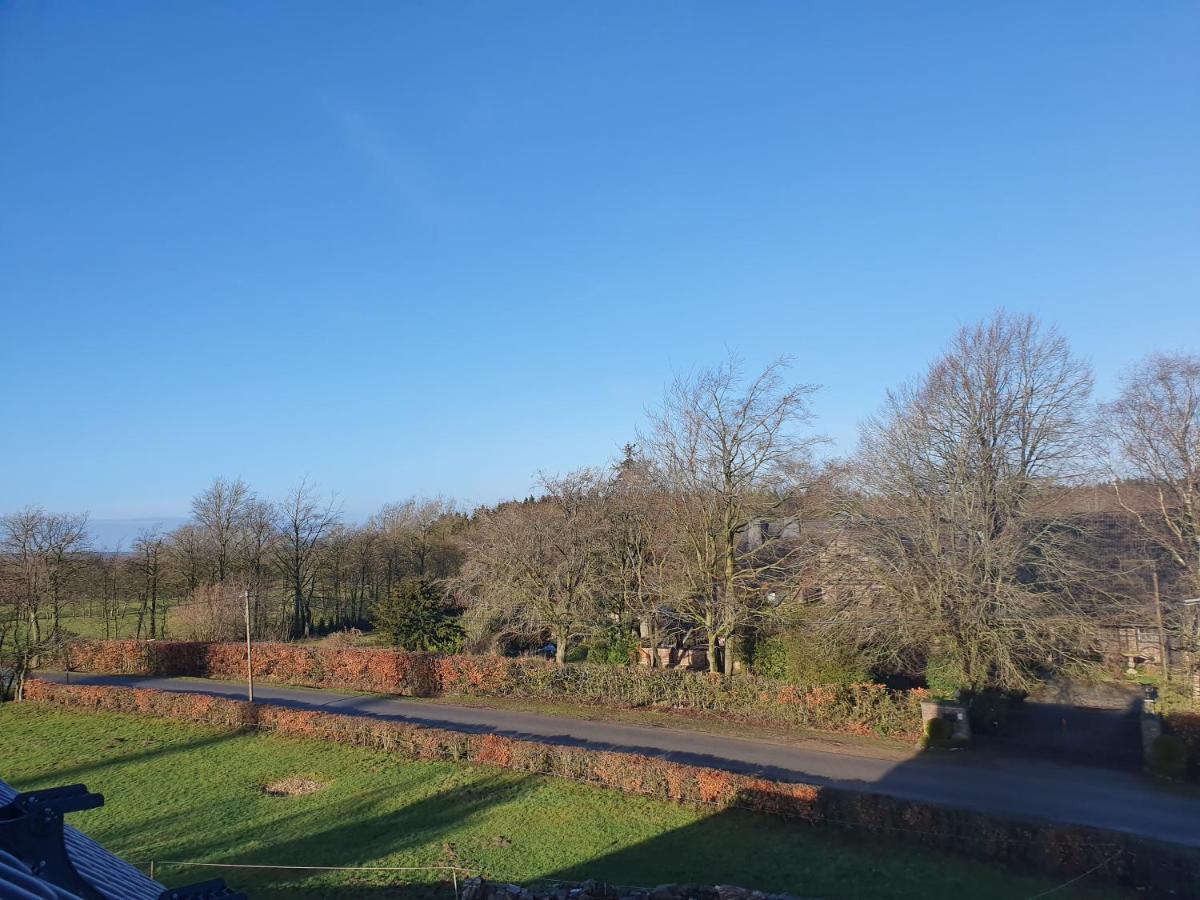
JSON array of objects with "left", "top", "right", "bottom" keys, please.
[
  {"left": 21, "top": 678, "right": 1200, "bottom": 896},
  {"left": 59, "top": 639, "right": 925, "bottom": 741}
]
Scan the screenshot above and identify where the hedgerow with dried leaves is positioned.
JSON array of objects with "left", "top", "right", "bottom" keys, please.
[{"left": 63, "top": 640, "right": 923, "bottom": 739}]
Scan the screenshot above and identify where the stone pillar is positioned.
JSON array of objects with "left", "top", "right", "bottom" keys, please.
[
  {"left": 1141, "top": 697, "right": 1163, "bottom": 762},
  {"left": 920, "top": 699, "right": 972, "bottom": 742}
]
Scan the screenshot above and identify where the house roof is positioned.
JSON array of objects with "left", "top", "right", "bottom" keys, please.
[{"left": 0, "top": 778, "right": 167, "bottom": 900}]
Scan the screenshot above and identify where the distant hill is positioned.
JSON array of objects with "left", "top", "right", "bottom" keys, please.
[{"left": 88, "top": 516, "right": 188, "bottom": 551}]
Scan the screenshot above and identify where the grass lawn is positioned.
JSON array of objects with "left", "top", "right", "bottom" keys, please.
[{"left": 0, "top": 704, "right": 1129, "bottom": 900}]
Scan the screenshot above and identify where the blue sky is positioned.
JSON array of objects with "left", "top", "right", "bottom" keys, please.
[{"left": 2, "top": 2, "right": 1198, "bottom": 541}]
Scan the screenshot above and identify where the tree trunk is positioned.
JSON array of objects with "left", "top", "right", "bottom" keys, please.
[
  {"left": 724, "top": 634, "right": 735, "bottom": 675},
  {"left": 555, "top": 628, "right": 568, "bottom": 667}
]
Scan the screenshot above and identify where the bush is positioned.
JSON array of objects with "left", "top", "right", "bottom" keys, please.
[
  {"left": 750, "top": 633, "right": 789, "bottom": 680},
  {"left": 373, "top": 578, "right": 464, "bottom": 653},
  {"left": 924, "top": 654, "right": 967, "bottom": 700},
  {"left": 1164, "top": 710, "right": 1200, "bottom": 778},
  {"left": 751, "top": 629, "right": 870, "bottom": 687},
  {"left": 170, "top": 583, "right": 246, "bottom": 641},
  {"left": 321, "top": 628, "right": 365, "bottom": 650},
  {"left": 1148, "top": 734, "right": 1189, "bottom": 780},
  {"left": 585, "top": 630, "right": 639, "bottom": 666}
]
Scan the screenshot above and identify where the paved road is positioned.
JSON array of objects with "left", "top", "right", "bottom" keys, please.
[{"left": 36, "top": 672, "right": 1200, "bottom": 847}]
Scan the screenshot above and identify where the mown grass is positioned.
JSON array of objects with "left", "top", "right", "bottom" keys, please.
[{"left": 0, "top": 704, "right": 1128, "bottom": 900}]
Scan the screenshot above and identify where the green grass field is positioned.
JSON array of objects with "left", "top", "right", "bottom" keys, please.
[{"left": 0, "top": 704, "right": 1127, "bottom": 900}]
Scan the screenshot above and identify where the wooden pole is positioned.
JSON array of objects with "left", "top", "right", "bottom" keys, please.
[
  {"left": 244, "top": 589, "right": 254, "bottom": 702},
  {"left": 1153, "top": 569, "right": 1170, "bottom": 684}
]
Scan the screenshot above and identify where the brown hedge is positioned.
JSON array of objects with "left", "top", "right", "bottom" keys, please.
[
  {"left": 64, "top": 640, "right": 441, "bottom": 697},
  {"left": 62, "top": 640, "right": 923, "bottom": 739},
  {"left": 21, "top": 679, "right": 1200, "bottom": 896}
]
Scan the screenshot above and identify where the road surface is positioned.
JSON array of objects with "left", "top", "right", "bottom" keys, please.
[{"left": 33, "top": 672, "right": 1200, "bottom": 848}]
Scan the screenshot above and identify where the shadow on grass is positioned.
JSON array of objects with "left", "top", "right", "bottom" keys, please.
[
  {"left": 144, "top": 775, "right": 538, "bottom": 900},
  {"left": 539, "top": 804, "right": 1096, "bottom": 900},
  {"left": 20, "top": 730, "right": 241, "bottom": 788}
]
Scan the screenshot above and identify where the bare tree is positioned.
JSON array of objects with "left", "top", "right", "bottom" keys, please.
[
  {"left": 93, "top": 545, "right": 136, "bottom": 639},
  {"left": 601, "top": 445, "right": 679, "bottom": 665},
  {"left": 167, "top": 523, "right": 210, "bottom": 596},
  {"left": 191, "top": 476, "right": 252, "bottom": 582},
  {"left": 370, "top": 496, "right": 464, "bottom": 583},
  {"left": 133, "top": 529, "right": 165, "bottom": 638},
  {"left": 0, "top": 508, "right": 90, "bottom": 698},
  {"left": 458, "top": 471, "right": 608, "bottom": 664},
  {"left": 239, "top": 498, "right": 277, "bottom": 637},
  {"left": 1104, "top": 352, "right": 1200, "bottom": 596},
  {"left": 273, "top": 479, "right": 341, "bottom": 638},
  {"left": 1103, "top": 352, "right": 1200, "bottom": 680},
  {"left": 642, "top": 355, "right": 820, "bottom": 672},
  {"left": 841, "top": 311, "right": 1098, "bottom": 691},
  {"left": 172, "top": 580, "right": 249, "bottom": 642}
]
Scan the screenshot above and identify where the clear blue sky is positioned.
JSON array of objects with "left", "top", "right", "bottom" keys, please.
[{"left": 2, "top": 2, "right": 1198, "bottom": 540}]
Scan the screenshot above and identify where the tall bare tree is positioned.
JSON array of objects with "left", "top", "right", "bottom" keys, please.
[
  {"left": 273, "top": 479, "right": 341, "bottom": 638},
  {"left": 1104, "top": 353, "right": 1200, "bottom": 596},
  {"left": 133, "top": 529, "right": 165, "bottom": 638},
  {"left": 841, "top": 311, "right": 1098, "bottom": 691},
  {"left": 1103, "top": 352, "right": 1200, "bottom": 679},
  {"left": 240, "top": 498, "right": 277, "bottom": 637},
  {"left": 642, "top": 355, "right": 820, "bottom": 672},
  {"left": 191, "top": 476, "right": 252, "bottom": 583}
]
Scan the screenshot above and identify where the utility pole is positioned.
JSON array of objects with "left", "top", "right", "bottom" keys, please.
[
  {"left": 243, "top": 588, "right": 255, "bottom": 703},
  {"left": 1152, "top": 569, "right": 1169, "bottom": 684}
]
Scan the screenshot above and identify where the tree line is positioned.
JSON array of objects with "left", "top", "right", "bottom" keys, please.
[{"left": 3, "top": 310, "right": 1198, "bottom": 698}]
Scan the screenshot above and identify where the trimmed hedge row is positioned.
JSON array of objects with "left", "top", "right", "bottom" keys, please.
[
  {"left": 64, "top": 640, "right": 441, "bottom": 696},
  {"left": 433, "top": 653, "right": 924, "bottom": 738},
  {"left": 1164, "top": 710, "right": 1200, "bottom": 778},
  {"left": 22, "top": 679, "right": 1200, "bottom": 896},
  {"left": 62, "top": 640, "right": 924, "bottom": 739}
]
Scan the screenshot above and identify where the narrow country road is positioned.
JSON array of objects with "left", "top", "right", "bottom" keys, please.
[{"left": 34, "top": 672, "right": 1200, "bottom": 848}]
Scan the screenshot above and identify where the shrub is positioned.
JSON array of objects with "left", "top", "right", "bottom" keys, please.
[
  {"left": 1148, "top": 734, "right": 1189, "bottom": 780},
  {"left": 170, "top": 583, "right": 246, "bottom": 641},
  {"left": 585, "top": 630, "right": 639, "bottom": 667},
  {"left": 1164, "top": 710, "right": 1200, "bottom": 777},
  {"left": 751, "top": 629, "right": 870, "bottom": 687},
  {"left": 373, "top": 578, "right": 464, "bottom": 653},
  {"left": 321, "top": 628, "right": 365, "bottom": 650},
  {"left": 749, "top": 633, "right": 789, "bottom": 680},
  {"left": 924, "top": 654, "right": 967, "bottom": 700}
]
